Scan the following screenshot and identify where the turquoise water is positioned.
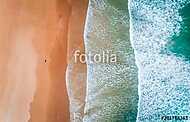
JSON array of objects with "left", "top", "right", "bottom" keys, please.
[
  {"left": 168, "top": 3, "right": 190, "bottom": 60},
  {"left": 83, "top": 0, "right": 190, "bottom": 122}
]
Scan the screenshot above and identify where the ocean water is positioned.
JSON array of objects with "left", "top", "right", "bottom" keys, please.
[
  {"left": 129, "top": 0, "right": 190, "bottom": 121},
  {"left": 83, "top": 0, "right": 138, "bottom": 121},
  {"left": 168, "top": 3, "right": 190, "bottom": 60},
  {"left": 107, "top": 0, "right": 128, "bottom": 11}
]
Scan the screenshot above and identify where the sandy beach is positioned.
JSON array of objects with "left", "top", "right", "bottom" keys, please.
[{"left": 0, "top": 0, "right": 88, "bottom": 122}]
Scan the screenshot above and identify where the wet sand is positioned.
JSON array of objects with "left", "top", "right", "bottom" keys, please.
[{"left": 66, "top": 0, "right": 88, "bottom": 121}]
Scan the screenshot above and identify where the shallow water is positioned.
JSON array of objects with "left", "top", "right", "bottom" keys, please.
[
  {"left": 107, "top": 0, "right": 128, "bottom": 11},
  {"left": 83, "top": 0, "right": 138, "bottom": 121}
]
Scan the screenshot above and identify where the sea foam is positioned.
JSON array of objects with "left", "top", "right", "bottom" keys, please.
[{"left": 129, "top": 0, "right": 190, "bottom": 121}]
